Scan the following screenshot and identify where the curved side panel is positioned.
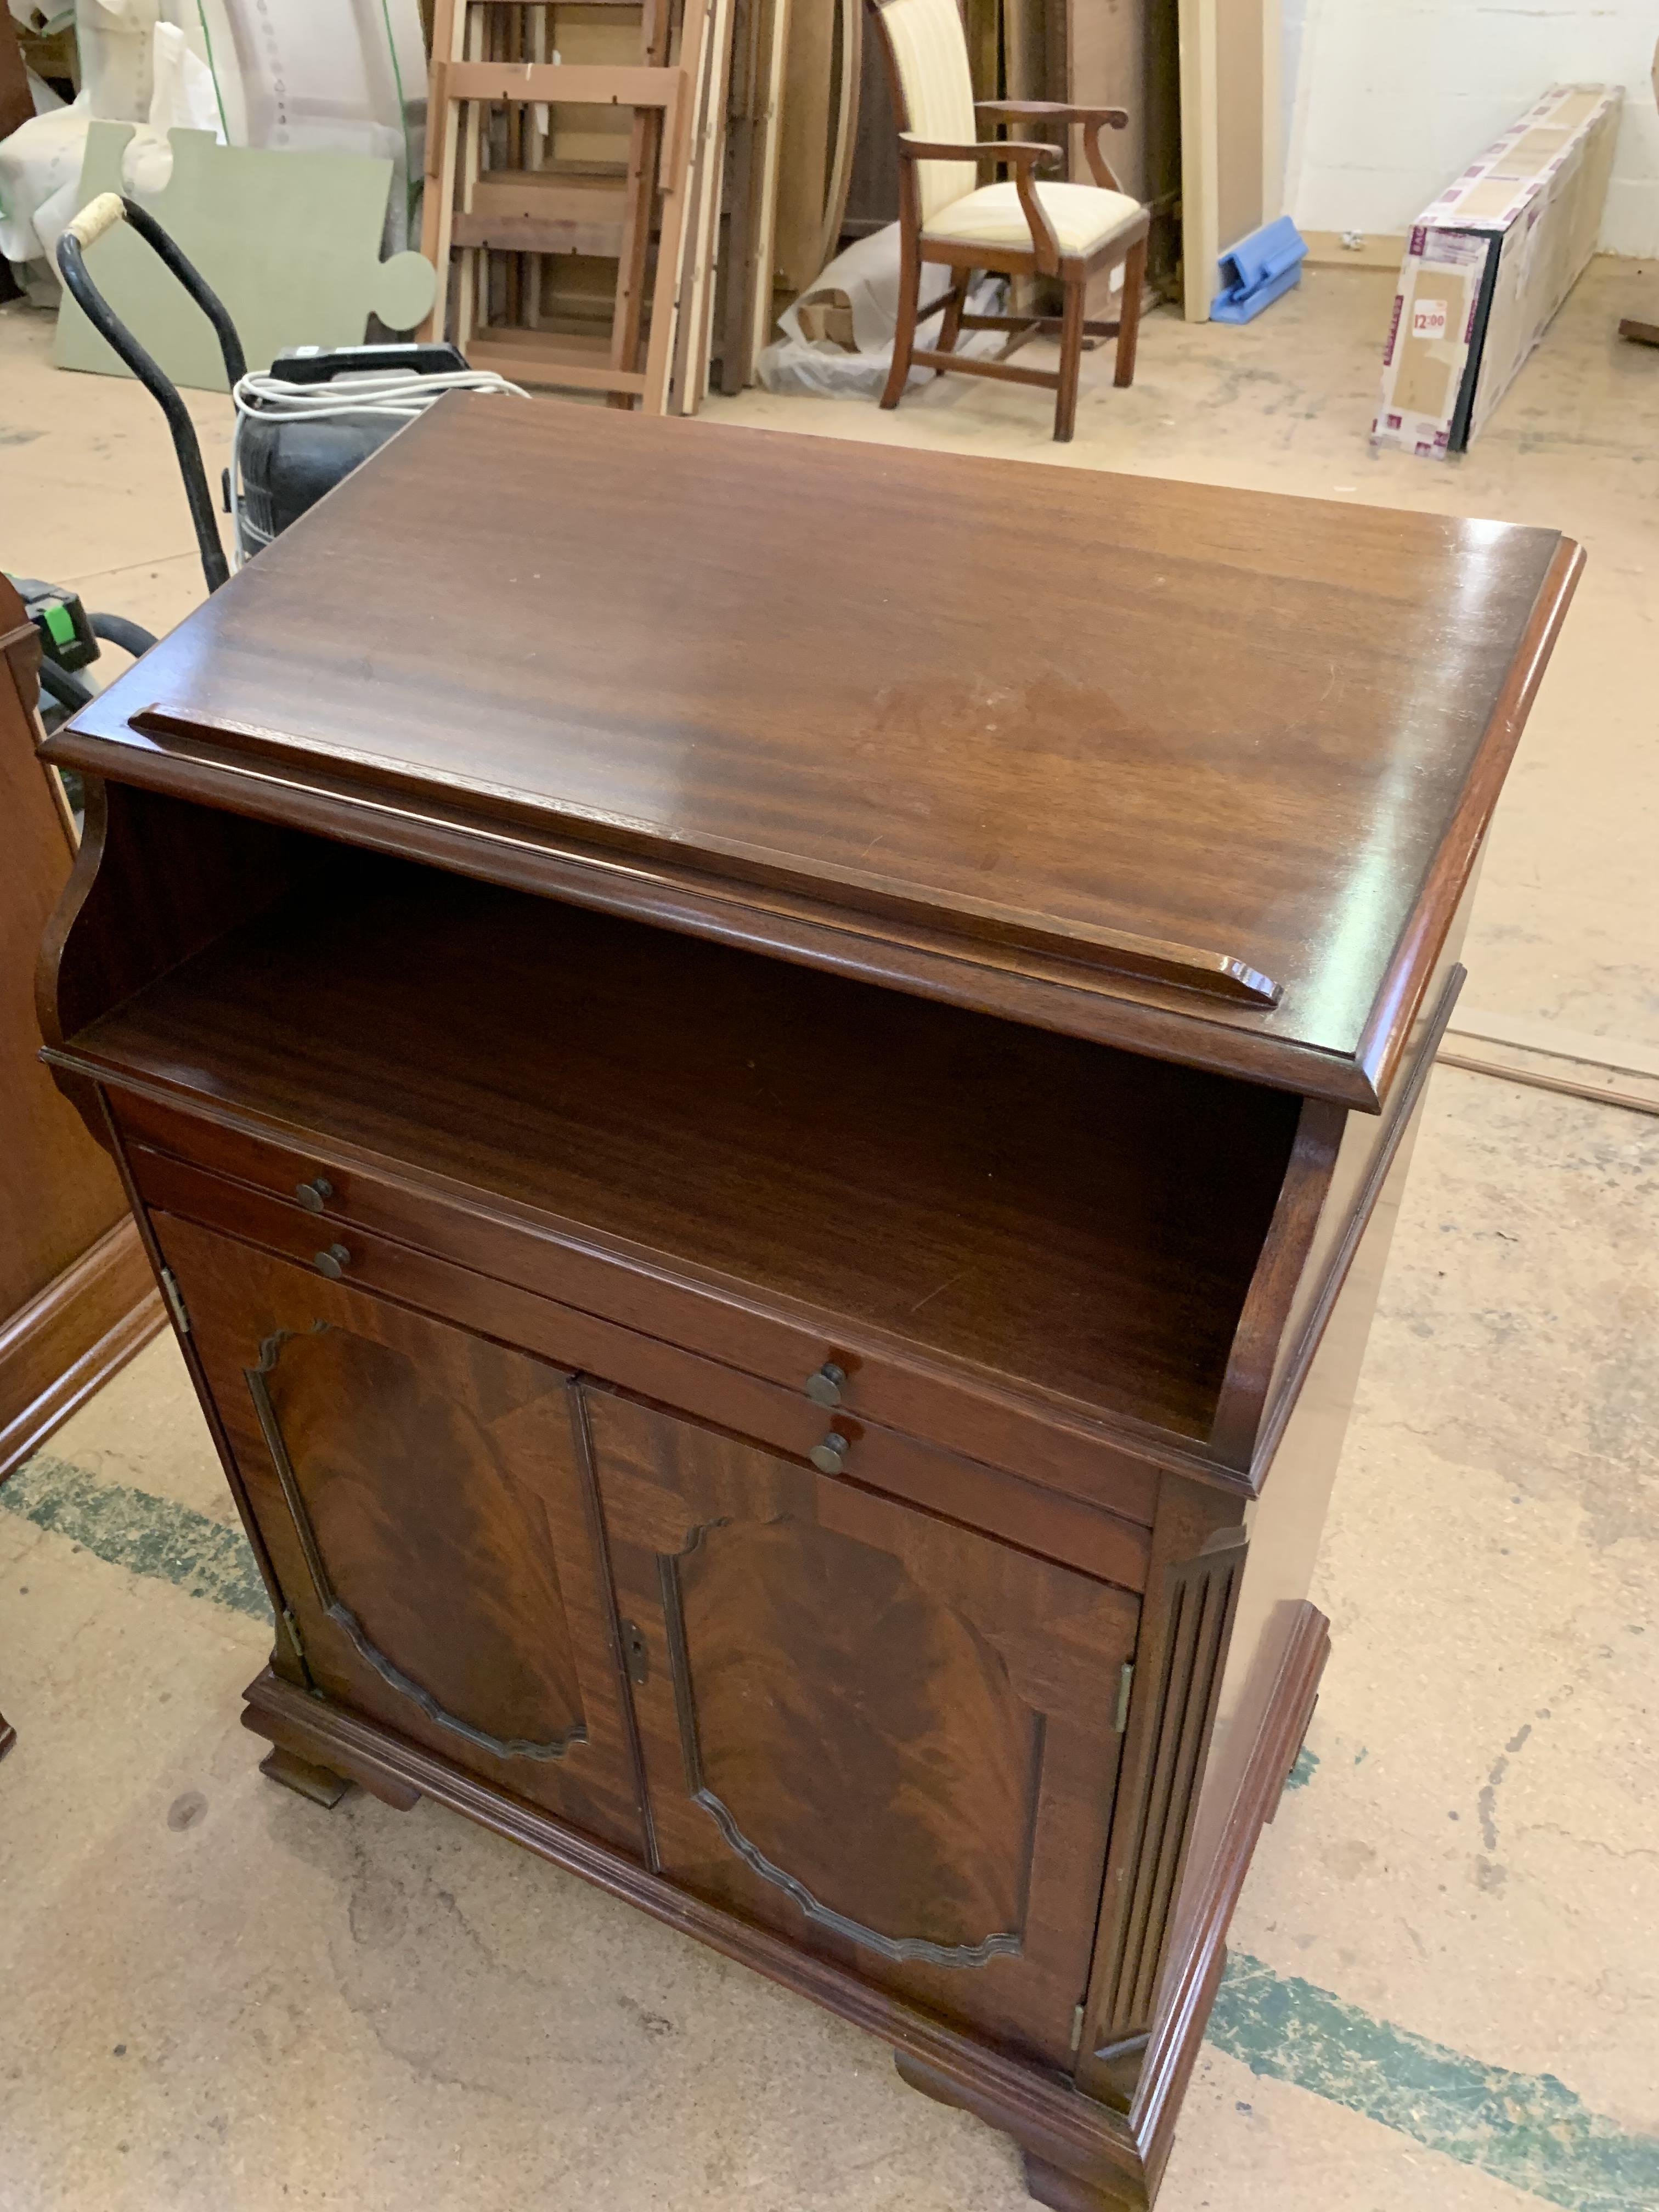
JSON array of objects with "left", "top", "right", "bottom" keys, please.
[
  {"left": 37, "top": 773, "right": 113, "bottom": 1059},
  {"left": 1207, "top": 959, "right": 1466, "bottom": 1480},
  {"left": 37, "top": 778, "right": 307, "bottom": 1142},
  {"left": 35, "top": 775, "right": 121, "bottom": 1151},
  {"left": 1204, "top": 1096, "right": 1345, "bottom": 1472}
]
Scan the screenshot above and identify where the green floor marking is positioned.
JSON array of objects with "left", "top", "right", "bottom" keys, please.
[
  {"left": 1212, "top": 1953, "right": 1659, "bottom": 2212},
  {"left": 2, "top": 1453, "right": 270, "bottom": 1621},
  {"left": 1283, "top": 1744, "right": 1319, "bottom": 1789},
  {"left": 9, "top": 1452, "right": 1659, "bottom": 2209}
]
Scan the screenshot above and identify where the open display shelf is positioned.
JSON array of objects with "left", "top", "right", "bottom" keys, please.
[{"left": 70, "top": 852, "right": 1302, "bottom": 1446}]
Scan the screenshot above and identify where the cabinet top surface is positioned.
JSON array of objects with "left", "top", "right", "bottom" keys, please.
[{"left": 50, "top": 400, "right": 1580, "bottom": 1107}]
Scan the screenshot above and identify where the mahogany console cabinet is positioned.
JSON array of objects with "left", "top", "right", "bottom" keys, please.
[{"left": 38, "top": 404, "right": 1579, "bottom": 2209}]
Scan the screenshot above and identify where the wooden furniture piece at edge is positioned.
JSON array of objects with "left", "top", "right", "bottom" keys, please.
[
  {"left": 1175, "top": 0, "right": 1280, "bottom": 320},
  {"left": 35, "top": 410, "right": 1583, "bottom": 2212},
  {"left": 0, "top": 4, "right": 31, "bottom": 145},
  {"left": 0, "top": 578, "right": 162, "bottom": 1481}
]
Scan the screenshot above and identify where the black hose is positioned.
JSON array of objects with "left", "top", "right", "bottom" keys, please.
[
  {"left": 88, "top": 612, "right": 158, "bottom": 658},
  {"left": 37, "top": 659, "right": 95, "bottom": 713}
]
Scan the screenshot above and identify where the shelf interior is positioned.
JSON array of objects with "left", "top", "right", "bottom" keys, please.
[{"left": 74, "top": 852, "right": 1303, "bottom": 1441}]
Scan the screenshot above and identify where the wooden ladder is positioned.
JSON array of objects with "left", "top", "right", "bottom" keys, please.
[{"left": 421, "top": 0, "right": 708, "bottom": 410}]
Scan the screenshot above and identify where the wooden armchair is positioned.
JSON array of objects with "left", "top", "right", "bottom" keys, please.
[{"left": 867, "top": 0, "right": 1150, "bottom": 441}]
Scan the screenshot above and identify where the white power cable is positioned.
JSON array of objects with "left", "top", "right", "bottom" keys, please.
[{"left": 228, "top": 366, "right": 529, "bottom": 566}]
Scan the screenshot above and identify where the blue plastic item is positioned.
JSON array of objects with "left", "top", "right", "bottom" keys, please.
[{"left": 1210, "top": 215, "right": 1308, "bottom": 324}]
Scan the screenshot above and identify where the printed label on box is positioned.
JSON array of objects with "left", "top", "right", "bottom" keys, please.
[
  {"left": 1383, "top": 293, "right": 1404, "bottom": 365},
  {"left": 1412, "top": 298, "right": 1448, "bottom": 340}
]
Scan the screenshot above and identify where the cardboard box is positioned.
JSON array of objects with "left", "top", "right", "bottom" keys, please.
[{"left": 1372, "top": 84, "right": 1622, "bottom": 457}]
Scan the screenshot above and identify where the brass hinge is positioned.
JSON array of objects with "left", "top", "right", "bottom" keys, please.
[
  {"left": 1070, "top": 2002, "right": 1086, "bottom": 2054},
  {"left": 1113, "top": 1661, "right": 1134, "bottom": 1734},
  {"left": 281, "top": 1609, "right": 307, "bottom": 1666},
  {"left": 159, "top": 1265, "right": 190, "bottom": 1335}
]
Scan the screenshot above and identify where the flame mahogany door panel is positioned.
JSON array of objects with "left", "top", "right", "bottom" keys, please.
[
  {"left": 584, "top": 1385, "right": 1141, "bottom": 2064},
  {"left": 155, "top": 1212, "right": 645, "bottom": 1857}
]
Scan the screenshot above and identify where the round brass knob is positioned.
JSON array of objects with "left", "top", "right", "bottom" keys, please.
[
  {"left": 804, "top": 1361, "right": 846, "bottom": 1408},
  {"left": 294, "top": 1176, "right": 334, "bottom": 1213},
  {"left": 809, "top": 1432, "right": 849, "bottom": 1475},
  {"left": 313, "top": 1243, "right": 352, "bottom": 1280}
]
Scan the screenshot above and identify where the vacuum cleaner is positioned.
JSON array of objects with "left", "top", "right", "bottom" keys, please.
[{"left": 32, "top": 188, "right": 521, "bottom": 729}]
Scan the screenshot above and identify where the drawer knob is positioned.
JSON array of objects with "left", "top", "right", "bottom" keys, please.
[
  {"left": 294, "top": 1176, "right": 334, "bottom": 1213},
  {"left": 804, "top": 1361, "right": 846, "bottom": 1408},
  {"left": 313, "top": 1243, "right": 352, "bottom": 1280},
  {"left": 809, "top": 1432, "right": 849, "bottom": 1475}
]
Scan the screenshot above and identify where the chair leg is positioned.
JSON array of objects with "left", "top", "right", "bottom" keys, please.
[
  {"left": 882, "top": 229, "right": 923, "bottom": 410},
  {"left": 1114, "top": 235, "right": 1148, "bottom": 388},
  {"left": 934, "top": 270, "right": 969, "bottom": 369},
  {"left": 1054, "top": 273, "right": 1086, "bottom": 441}
]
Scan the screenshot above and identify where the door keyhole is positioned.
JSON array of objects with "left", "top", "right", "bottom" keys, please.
[{"left": 619, "top": 1618, "right": 650, "bottom": 1687}]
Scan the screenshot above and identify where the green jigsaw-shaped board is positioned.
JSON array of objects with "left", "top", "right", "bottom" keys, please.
[{"left": 55, "top": 125, "right": 437, "bottom": 391}]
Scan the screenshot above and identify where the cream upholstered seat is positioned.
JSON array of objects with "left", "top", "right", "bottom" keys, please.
[
  {"left": 868, "top": 0, "right": 1152, "bottom": 442},
  {"left": 924, "top": 180, "right": 1144, "bottom": 257}
]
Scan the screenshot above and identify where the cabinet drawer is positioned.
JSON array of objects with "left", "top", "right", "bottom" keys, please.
[
  {"left": 111, "top": 1085, "right": 1163, "bottom": 1527},
  {"left": 134, "top": 1146, "right": 1152, "bottom": 1593}
]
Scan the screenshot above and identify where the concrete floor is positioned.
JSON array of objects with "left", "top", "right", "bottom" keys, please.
[{"left": 2, "top": 262, "right": 1656, "bottom": 2212}]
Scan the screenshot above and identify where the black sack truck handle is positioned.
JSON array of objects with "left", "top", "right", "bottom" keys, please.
[{"left": 56, "top": 193, "right": 247, "bottom": 594}]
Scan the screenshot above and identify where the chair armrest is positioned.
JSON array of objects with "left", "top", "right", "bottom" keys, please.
[
  {"left": 973, "top": 100, "right": 1130, "bottom": 192},
  {"left": 977, "top": 101, "right": 1130, "bottom": 127},
  {"left": 897, "top": 134, "right": 1062, "bottom": 166},
  {"left": 898, "top": 136, "right": 1063, "bottom": 274}
]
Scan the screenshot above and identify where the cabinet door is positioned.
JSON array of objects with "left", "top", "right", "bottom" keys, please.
[
  {"left": 155, "top": 1213, "right": 644, "bottom": 1855},
  {"left": 585, "top": 1386, "right": 1140, "bottom": 2063}
]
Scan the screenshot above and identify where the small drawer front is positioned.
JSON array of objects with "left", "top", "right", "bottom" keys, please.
[
  {"left": 111, "top": 1086, "right": 1161, "bottom": 1531},
  {"left": 114, "top": 1087, "right": 473, "bottom": 1256},
  {"left": 132, "top": 1147, "right": 1152, "bottom": 1594}
]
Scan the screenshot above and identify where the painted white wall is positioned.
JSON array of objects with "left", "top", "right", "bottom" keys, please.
[{"left": 1284, "top": 0, "right": 1659, "bottom": 255}]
